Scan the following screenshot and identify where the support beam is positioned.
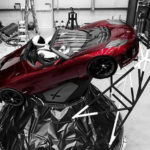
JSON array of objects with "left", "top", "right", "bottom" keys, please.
[{"left": 126, "top": 0, "right": 138, "bottom": 26}]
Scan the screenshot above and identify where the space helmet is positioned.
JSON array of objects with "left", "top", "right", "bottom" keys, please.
[{"left": 32, "top": 35, "right": 46, "bottom": 47}]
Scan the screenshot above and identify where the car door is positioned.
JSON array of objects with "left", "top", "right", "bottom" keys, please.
[
  {"left": 21, "top": 58, "right": 79, "bottom": 95},
  {"left": 49, "top": 58, "right": 80, "bottom": 85}
]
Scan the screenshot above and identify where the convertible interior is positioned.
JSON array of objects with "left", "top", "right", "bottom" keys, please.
[
  {"left": 21, "top": 27, "right": 110, "bottom": 68},
  {"left": 52, "top": 27, "right": 110, "bottom": 55}
]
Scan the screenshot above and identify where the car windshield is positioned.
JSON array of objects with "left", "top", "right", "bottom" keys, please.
[{"left": 51, "top": 27, "right": 110, "bottom": 56}]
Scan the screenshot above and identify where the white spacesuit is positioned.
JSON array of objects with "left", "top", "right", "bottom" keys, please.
[{"left": 32, "top": 35, "right": 70, "bottom": 60}]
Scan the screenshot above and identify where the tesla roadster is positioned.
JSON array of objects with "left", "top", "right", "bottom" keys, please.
[{"left": 0, "top": 19, "right": 139, "bottom": 106}]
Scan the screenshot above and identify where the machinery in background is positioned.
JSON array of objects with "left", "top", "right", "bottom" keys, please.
[
  {"left": 0, "top": 23, "right": 18, "bottom": 43},
  {"left": 0, "top": 0, "right": 39, "bottom": 46},
  {"left": 66, "top": 7, "right": 79, "bottom": 30},
  {"left": 0, "top": 22, "right": 27, "bottom": 46},
  {"left": 55, "top": 8, "right": 79, "bottom": 30}
]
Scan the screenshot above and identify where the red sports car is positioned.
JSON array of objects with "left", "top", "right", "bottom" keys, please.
[{"left": 0, "top": 20, "right": 139, "bottom": 106}]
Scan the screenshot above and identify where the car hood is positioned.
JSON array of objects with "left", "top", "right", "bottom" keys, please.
[{"left": 0, "top": 46, "right": 30, "bottom": 84}]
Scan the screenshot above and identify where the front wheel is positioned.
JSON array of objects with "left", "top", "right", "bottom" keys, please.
[
  {"left": 87, "top": 56, "right": 118, "bottom": 79},
  {"left": 0, "top": 89, "right": 24, "bottom": 106}
]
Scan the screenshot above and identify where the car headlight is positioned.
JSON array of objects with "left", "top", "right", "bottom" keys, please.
[{"left": 106, "top": 39, "right": 127, "bottom": 48}]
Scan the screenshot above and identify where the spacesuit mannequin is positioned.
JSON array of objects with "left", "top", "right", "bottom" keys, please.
[
  {"left": 32, "top": 35, "right": 70, "bottom": 60},
  {"left": 32, "top": 35, "right": 57, "bottom": 59}
]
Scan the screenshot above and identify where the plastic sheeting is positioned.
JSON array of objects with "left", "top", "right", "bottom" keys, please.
[{"left": 0, "top": 85, "right": 123, "bottom": 150}]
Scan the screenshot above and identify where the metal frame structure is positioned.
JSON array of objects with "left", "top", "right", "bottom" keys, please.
[{"left": 72, "top": 42, "right": 150, "bottom": 147}]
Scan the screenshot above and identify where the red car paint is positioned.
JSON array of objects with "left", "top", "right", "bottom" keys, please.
[{"left": 0, "top": 20, "right": 139, "bottom": 96}]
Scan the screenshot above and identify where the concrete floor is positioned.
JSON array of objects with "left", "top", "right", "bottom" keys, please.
[{"left": 0, "top": 29, "right": 150, "bottom": 149}]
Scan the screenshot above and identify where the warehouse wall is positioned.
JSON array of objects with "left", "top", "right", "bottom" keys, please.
[
  {"left": 0, "top": 0, "right": 129, "bottom": 29},
  {"left": 54, "top": 10, "right": 127, "bottom": 27},
  {"left": 54, "top": 0, "right": 128, "bottom": 8},
  {"left": 0, "top": 0, "right": 128, "bottom": 9}
]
